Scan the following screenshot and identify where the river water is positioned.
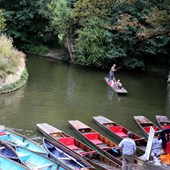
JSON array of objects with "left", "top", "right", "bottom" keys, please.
[{"left": 0, "top": 55, "right": 169, "bottom": 143}]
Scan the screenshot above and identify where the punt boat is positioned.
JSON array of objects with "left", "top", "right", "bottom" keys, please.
[
  {"left": 104, "top": 77, "right": 127, "bottom": 94},
  {"left": 133, "top": 116, "right": 161, "bottom": 138},
  {"left": 0, "top": 140, "right": 19, "bottom": 162},
  {"left": 0, "top": 155, "right": 28, "bottom": 170},
  {"left": 43, "top": 138, "right": 95, "bottom": 170},
  {"left": 92, "top": 115, "right": 147, "bottom": 154},
  {"left": 16, "top": 146, "right": 65, "bottom": 170},
  {"left": 156, "top": 115, "right": 170, "bottom": 130},
  {"left": 156, "top": 115, "right": 170, "bottom": 154},
  {"left": 0, "top": 125, "right": 48, "bottom": 156},
  {"left": 68, "top": 120, "right": 122, "bottom": 166},
  {"left": 36, "top": 123, "right": 121, "bottom": 170}
]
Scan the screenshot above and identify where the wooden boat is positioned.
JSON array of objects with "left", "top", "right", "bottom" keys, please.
[
  {"left": 0, "top": 125, "right": 48, "bottom": 156},
  {"left": 68, "top": 120, "right": 122, "bottom": 166},
  {"left": 156, "top": 115, "right": 170, "bottom": 130},
  {"left": 156, "top": 115, "right": 170, "bottom": 154},
  {"left": 43, "top": 138, "right": 95, "bottom": 170},
  {"left": 0, "top": 155, "right": 28, "bottom": 170},
  {"left": 16, "top": 146, "right": 65, "bottom": 170},
  {"left": 104, "top": 77, "right": 127, "bottom": 94},
  {"left": 92, "top": 116, "right": 147, "bottom": 153},
  {"left": 133, "top": 116, "right": 161, "bottom": 138},
  {"left": 0, "top": 140, "right": 19, "bottom": 162},
  {"left": 36, "top": 123, "right": 121, "bottom": 170}
]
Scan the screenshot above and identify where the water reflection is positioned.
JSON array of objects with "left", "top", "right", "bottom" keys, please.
[{"left": 106, "top": 87, "right": 122, "bottom": 102}]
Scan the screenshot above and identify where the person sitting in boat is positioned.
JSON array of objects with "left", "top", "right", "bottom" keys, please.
[
  {"left": 108, "top": 77, "right": 116, "bottom": 86},
  {"left": 115, "top": 79, "right": 123, "bottom": 89}
]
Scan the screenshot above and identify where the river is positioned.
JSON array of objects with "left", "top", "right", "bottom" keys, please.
[{"left": 0, "top": 55, "right": 169, "bottom": 143}]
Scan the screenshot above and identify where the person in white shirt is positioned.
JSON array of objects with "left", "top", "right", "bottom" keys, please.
[
  {"left": 151, "top": 133, "right": 163, "bottom": 158},
  {"left": 118, "top": 131, "right": 136, "bottom": 170}
]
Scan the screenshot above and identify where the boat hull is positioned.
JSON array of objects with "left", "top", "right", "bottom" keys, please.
[
  {"left": 0, "top": 126, "right": 48, "bottom": 156},
  {"left": 36, "top": 123, "right": 121, "bottom": 170},
  {"left": 133, "top": 116, "right": 161, "bottom": 138},
  {"left": 68, "top": 120, "right": 122, "bottom": 166},
  {"left": 104, "top": 77, "right": 127, "bottom": 94},
  {"left": 93, "top": 115, "right": 147, "bottom": 154},
  {"left": 16, "top": 146, "right": 64, "bottom": 170},
  {"left": 43, "top": 138, "right": 95, "bottom": 170}
]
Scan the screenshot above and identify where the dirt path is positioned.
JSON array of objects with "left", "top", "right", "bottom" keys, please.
[{"left": 44, "top": 49, "right": 66, "bottom": 59}]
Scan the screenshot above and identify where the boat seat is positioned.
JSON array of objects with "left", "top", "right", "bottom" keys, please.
[
  {"left": 162, "top": 125, "right": 170, "bottom": 130},
  {"left": 0, "top": 132, "right": 7, "bottom": 136},
  {"left": 58, "top": 137, "right": 78, "bottom": 150},
  {"left": 0, "top": 146, "right": 5, "bottom": 150},
  {"left": 109, "top": 126, "right": 127, "bottom": 137},
  {"left": 144, "top": 126, "right": 159, "bottom": 133},
  {"left": 84, "top": 133, "right": 103, "bottom": 145},
  {"left": 35, "top": 164, "right": 52, "bottom": 169},
  {"left": 164, "top": 141, "right": 170, "bottom": 154}
]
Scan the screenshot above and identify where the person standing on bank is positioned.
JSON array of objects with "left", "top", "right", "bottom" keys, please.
[
  {"left": 118, "top": 131, "right": 136, "bottom": 170},
  {"left": 108, "top": 64, "right": 117, "bottom": 82}
]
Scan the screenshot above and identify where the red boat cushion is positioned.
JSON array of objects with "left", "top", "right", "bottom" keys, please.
[
  {"left": 0, "top": 132, "right": 7, "bottom": 136},
  {"left": 84, "top": 133, "right": 103, "bottom": 145},
  {"left": 144, "top": 126, "right": 159, "bottom": 133},
  {"left": 58, "top": 137, "right": 78, "bottom": 150},
  {"left": 109, "top": 126, "right": 127, "bottom": 137},
  {"left": 164, "top": 141, "right": 170, "bottom": 154},
  {"left": 162, "top": 125, "right": 170, "bottom": 130}
]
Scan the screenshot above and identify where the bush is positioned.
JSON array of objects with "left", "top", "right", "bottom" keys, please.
[{"left": 0, "top": 34, "right": 23, "bottom": 78}]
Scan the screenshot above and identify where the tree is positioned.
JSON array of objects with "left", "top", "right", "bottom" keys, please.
[
  {"left": 1, "top": 0, "right": 53, "bottom": 46},
  {"left": 48, "top": 0, "right": 71, "bottom": 44},
  {"left": 107, "top": 0, "right": 170, "bottom": 70}
]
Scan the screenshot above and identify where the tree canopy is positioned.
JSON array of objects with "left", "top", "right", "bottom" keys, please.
[{"left": 1, "top": 0, "right": 170, "bottom": 74}]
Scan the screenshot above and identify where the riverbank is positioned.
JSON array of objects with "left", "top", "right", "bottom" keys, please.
[{"left": 0, "top": 55, "right": 28, "bottom": 94}]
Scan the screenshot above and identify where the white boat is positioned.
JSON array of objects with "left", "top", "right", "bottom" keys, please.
[{"left": 104, "top": 77, "right": 128, "bottom": 94}]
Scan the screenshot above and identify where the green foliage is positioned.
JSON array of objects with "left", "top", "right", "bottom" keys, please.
[
  {"left": 108, "top": 0, "right": 170, "bottom": 70},
  {"left": 48, "top": 0, "right": 71, "bottom": 44},
  {"left": 74, "top": 16, "right": 112, "bottom": 67},
  {"left": 0, "top": 34, "right": 22, "bottom": 78},
  {"left": 1, "top": 0, "right": 54, "bottom": 46},
  {"left": 0, "top": 9, "right": 6, "bottom": 31},
  {"left": 22, "top": 44, "right": 49, "bottom": 56},
  {"left": 71, "top": 0, "right": 112, "bottom": 20}
]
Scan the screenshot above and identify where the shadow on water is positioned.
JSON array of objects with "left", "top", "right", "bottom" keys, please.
[{"left": 0, "top": 56, "right": 169, "bottom": 144}]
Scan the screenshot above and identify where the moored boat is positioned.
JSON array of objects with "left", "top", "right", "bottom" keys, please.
[
  {"left": 0, "top": 125, "right": 48, "bottom": 156},
  {"left": 104, "top": 77, "right": 127, "bottom": 94},
  {"left": 16, "top": 146, "right": 65, "bottom": 170},
  {"left": 0, "top": 155, "right": 28, "bottom": 170},
  {"left": 0, "top": 140, "right": 19, "bottom": 162},
  {"left": 36, "top": 123, "right": 121, "bottom": 170},
  {"left": 92, "top": 115, "right": 147, "bottom": 154},
  {"left": 133, "top": 116, "right": 161, "bottom": 138},
  {"left": 68, "top": 120, "right": 122, "bottom": 166},
  {"left": 156, "top": 115, "right": 170, "bottom": 130},
  {"left": 43, "top": 138, "right": 95, "bottom": 170},
  {"left": 156, "top": 115, "right": 170, "bottom": 154}
]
